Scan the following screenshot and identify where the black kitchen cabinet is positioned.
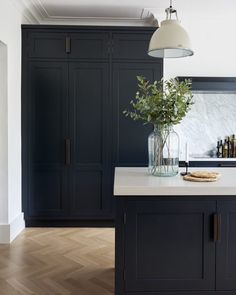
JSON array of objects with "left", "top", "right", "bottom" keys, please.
[
  {"left": 68, "top": 62, "right": 111, "bottom": 217},
  {"left": 123, "top": 199, "right": 215, "bottom": 292},
  {"left": 27, "top": 32, "right": 68, "bottom": 59},
  {"left": 112, "top": 62, "right": 162, "bottom": 167},
  {"left": 116, "top": 197, "right": 236, "bottom": 295},
  {"left": 69, "top": 32, "right": 110, "bottom": 59},
  {"left": 27, "top": 61, "right": 69, "bottom": 217},
  {"left": 22, "top": 26, "right": 163, "bottom": 225},
  {"left": 216, "top": 200, "right": 236, "bottom": 290},
  {"left": 112, "top": 32, "right": 154, "bottom": 60}
]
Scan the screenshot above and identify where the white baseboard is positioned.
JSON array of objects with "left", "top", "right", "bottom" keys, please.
[{"left": 0, "top": 213, "right": 25, "bottom": 243}]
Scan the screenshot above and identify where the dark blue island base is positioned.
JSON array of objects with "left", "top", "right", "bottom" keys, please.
[{"left": 115, "top": 197, "right": 236, "bottom": 295}]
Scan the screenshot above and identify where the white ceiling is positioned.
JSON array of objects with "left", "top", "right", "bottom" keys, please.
[{"left": 14, "top": 0, "right": 236, "bottom": 26}]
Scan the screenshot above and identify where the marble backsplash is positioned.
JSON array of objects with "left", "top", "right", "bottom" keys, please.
[{"left": 174, "top": 93, "right": 236, "bottom": 160}]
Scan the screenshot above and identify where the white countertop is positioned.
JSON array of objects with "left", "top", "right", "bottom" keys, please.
[
  {"left": 188, "top": 157, "right": 236, "bottom": 162},
  {"left": 114, "top": 167, "right": 236, "bottom": 196}
]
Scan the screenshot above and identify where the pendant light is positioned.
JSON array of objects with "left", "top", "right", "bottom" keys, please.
[{"left": 148, "top": 0, "right": 194, "bottom": 58}]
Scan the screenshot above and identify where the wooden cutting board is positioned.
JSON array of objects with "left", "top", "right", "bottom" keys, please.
[{"left": 183, "top": 175, "right": 218, "bottom": 182}]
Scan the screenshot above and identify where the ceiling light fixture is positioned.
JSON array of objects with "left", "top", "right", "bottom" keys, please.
[{"left": 148, "top": 0, "right": 194, "bottom": 58}]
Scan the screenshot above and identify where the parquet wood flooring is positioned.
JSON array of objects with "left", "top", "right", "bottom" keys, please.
[{"left": 0, "top": 228, "right": 114, "bottom": 295}]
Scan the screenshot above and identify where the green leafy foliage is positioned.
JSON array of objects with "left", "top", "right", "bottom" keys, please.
[{"left": 123, "top": 76, "right": 194, "bottom": 127}]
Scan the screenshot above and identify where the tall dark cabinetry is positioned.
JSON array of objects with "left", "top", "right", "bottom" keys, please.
[{"left": 22, "top": 26, "right": 163, "bottom": 225}]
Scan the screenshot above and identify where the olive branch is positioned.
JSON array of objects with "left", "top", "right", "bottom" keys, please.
[{"left": 123, "top": 76, "right": 194, "bottom": 127}]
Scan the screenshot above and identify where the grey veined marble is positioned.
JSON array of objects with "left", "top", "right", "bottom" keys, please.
[{"left": 174, "top": 93, "right": 236, "bottom": 160}]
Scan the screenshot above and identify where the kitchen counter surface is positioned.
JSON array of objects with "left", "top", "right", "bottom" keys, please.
[{"left": 114, "top": 167, "right": 236, "bottom": 196}]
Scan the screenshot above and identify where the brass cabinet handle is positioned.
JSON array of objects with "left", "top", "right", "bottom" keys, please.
[
  {"left": 213, "top": 213, "right": 221, "bottom": 242},
  {"left": 65, "top": 138, "right": 71, "bottom": 165}
]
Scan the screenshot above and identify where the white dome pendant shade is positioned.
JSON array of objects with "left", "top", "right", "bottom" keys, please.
[{"left": 148, "top": 1, "right": 194, "bottom": 58}]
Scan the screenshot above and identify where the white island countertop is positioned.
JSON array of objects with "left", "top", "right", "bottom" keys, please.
[{"left": 114, "top": 167, "right": 236, "bottom": 196}]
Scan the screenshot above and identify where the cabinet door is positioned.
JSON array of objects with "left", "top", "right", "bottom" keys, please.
[
  {"left": 69, "top": 32, "right": 110, "bottom": 59},
  {"left": 112, "top": 62, "right": 163, "bottom": 166},
  {"left": 27, "top": 32, "right": 68, "bottom": 58},
  {"left": 216, "top": 200, "right": 236, "bottom": 290},
  {"left": 68, "top": 62, "right": 112, "bottom": 217},
  {"left": 112, "top": 32, "right": 156, "bottom": 60},
  {"left": 124, "top": 200, "right": 215, "bottom": 292},
  {"left": 27, "top": 61, "right": 68, "bottom": 217}
]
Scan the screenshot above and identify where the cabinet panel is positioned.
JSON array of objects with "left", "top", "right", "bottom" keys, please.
[
  {"left": 29, "top": 169, "right": 67, "bottom": 217},
  {"left": 32, "top": 66, "right": 66, "bottom": 164},
  {"left": 69, "top": 32, "right": 109, "bottom": 59},
  {"left": 112, "top": 62, "right": 163, "bottom": 166},
  {"left": 69, "top": 62, "right": 111, "bottom": 216},
  {"left": 216, "top": 201, "right": 236, "bottom": 290},
  {"left": 112, "top": 33, "right": 156, "bottom": 60},
  {"left": 72, "top": 66, "right": 103, "bottom": 164},
  {"left": 71, "top": 170, "right": 102, "bottom": 215},
  {"left": 27, "top": 32, "right": 67, "bottom": 58},
  {"left": 124, "top": 200, "right": 215, "bottom": 292},
  {"left": 28, "top": 61, "right": 68, "bottom": 217}
]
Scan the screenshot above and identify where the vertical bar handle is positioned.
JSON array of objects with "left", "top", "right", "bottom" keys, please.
[
  {"left": 65, "top": 138, "right": 71, "bottom": 165},
  {"left": 217, "top": 213, "right": 221, "bottom": 242},
  {"left": 213, "top": 213, "right": 221, "bottom": 242},
  {"left": 65, "top": 36, "right": 71, "bottom": 53},
  {"left": 213, "top": 213, "right": 218, "bottom": 242}
]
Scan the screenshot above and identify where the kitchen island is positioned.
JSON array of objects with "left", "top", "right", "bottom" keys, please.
[{"left": 114, "top": 167, "right": 236, "bottom": 295}]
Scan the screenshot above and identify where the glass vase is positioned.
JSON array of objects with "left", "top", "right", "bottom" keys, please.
[{"left": 148, "top": 125, "right": 179, "bottom": 177}]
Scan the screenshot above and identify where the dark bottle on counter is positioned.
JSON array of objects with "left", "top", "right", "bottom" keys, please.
[
  {"left": 223, "top": 139, "right": 228, "bottom": 158},
  {"left": 218, "top": 140, "right": 223, "bottom": 158},
  {"left": 217, "top": 140, "right": 220, "bottom": 158},
  {"left": 227, "top": 136, "right": 232, "bottom": 158},
  {"left": 232, "top": 134, "right": 236, "bottom": 158}
]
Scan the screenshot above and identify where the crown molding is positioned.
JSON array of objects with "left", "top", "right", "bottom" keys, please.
[
  {"left": 39, "top": 17, "right": 158, "bottom": 27},
  {"left": 10, "top": 0, "right": 231, "bottom": 26},
  {"left": 10, "top": 0, "right": 158, "bottom": 26},
  {"left": 10, "top": 0, "right": 41, "bottom": 23},
  {"left": 39, "top": 13, "right": 158, "bottom": 27}
]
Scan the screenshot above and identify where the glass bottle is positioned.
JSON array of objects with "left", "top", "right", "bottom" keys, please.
[
  {"left": 148, "top": 125, "right": 179, "bottom": 177},
  {"left": 223, "top": 139, "right": 228, "bottom": 158},
  {"left": 217, "top": 141, "right": 220, "bottom": 158},
  {"left": 232, "top": 134, "right": 236, "bottom": 158},
  {"left": 219, "top": 140, "right": 223, "bottom": 158},
  {"left": 227, "top": 136, "right": 232, "bottom": 158}
]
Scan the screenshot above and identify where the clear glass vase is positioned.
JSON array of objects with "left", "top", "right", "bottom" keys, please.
[{"left": 148, "top": 125, "right": 179, "bottom": 177}]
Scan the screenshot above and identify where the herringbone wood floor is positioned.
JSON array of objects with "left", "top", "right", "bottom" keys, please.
[{"left": 0, "top": 228, "right": 114, "bottom": 295}]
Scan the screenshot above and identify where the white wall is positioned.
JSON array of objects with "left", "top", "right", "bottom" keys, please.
[
  {"left": 0, "top": 1, "right": 29, "bottom": 243},
  {"left": 164, "top": 16, "right": 236, "bottom": 79},
  {"left": 0, "top": 42, "right": 8, "bottom": 226}
]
